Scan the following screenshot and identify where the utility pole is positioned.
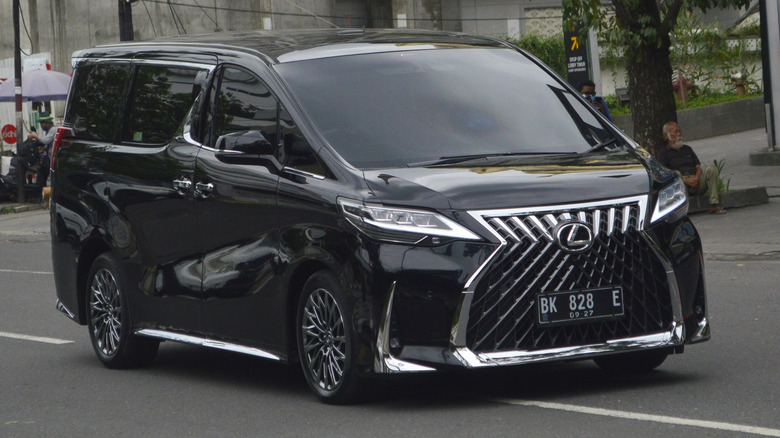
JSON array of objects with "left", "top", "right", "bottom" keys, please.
[
  {"left": 29, "top": 0, "right": 39, "bottom": 53},
  {"left": 13, "top": 0, "right": 25, "bottom": 203},
  {"left": 119, "top": 0, "right": 134, "bottom": 41},
  {"left": 761, "top": 0, "right": 779, "bottom": 151}
]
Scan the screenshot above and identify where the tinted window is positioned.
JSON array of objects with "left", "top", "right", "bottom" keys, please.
[
  {"left": 213, "top": 67, "right": 278, "bottom": 146},
  {"left": 276, "top": 48, "right": 611, "bottom": 169},
  {"left": 65, "top": 63, "right": 131, "bottom": 141},
  {"left": 124, "top": 66, "right": 203, "bottom": 144},
  {"left": 279, "top": 105, "right": 326, "bottom": 176}
]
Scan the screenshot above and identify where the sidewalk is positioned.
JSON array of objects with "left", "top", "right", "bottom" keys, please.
[{"left": 687, "top": 128, "right": 780, "bottom": 198}]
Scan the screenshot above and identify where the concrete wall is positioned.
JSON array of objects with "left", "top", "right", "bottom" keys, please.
[
  {"left": 612, "top": 96, "right": 766, "bottom": 142},
  {"left": 0, "top": 0, "right": 349, "bottom": 75}
]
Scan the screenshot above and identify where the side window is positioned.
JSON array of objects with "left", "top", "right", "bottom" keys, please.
[
  {"left": 213, "top": 67, "right": 278, "bottom": 147},
  {"left": 65, "top": 63, "right": 131, "bottom": 141},
  {"left": 124, "top": 66, "right": 203, "bottom": 145},
  {"left": 279, "top": 105, "right": 327, "bottom": 177}
]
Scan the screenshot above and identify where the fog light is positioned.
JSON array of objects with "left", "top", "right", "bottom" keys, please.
[{"left": 390, "top": 338, "right": 402, "bottom": 349}]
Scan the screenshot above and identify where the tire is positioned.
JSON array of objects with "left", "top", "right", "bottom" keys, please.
[
  {"left": 593, "top": 349, "right": 669, "bottom": 373},
  {"left": 86, "top": 253, "right": 159, "bottom": 369},
  {"left": 296, "top": 271, "right": 366, "bottom": 404}
]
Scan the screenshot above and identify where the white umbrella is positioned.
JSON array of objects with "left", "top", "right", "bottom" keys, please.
[{"left": 0, "top": 69, "right": 71, "bottom": 102}]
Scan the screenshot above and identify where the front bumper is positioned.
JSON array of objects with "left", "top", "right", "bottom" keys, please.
[{"left": 367, "top": 195, "right": 709, "bottom": 373}]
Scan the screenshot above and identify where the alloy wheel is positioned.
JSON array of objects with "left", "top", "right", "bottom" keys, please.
[
  {"left": 301, "top": 288, "right": 347, "bottom": 391},
  {"left": 89, "top": 268, "right": 122, "bottom": 357}
]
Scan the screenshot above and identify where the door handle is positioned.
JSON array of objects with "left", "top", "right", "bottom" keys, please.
[
  {"left": 195, "top": 181, "right": 214, "bottom": 199},
  {"left": 172, "top": 177, "right": 192, "bottom": 194}
]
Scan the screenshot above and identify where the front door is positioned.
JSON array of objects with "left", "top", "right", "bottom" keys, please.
[{"left": 193, "top": 65, "right": 284, "bottom": 349}]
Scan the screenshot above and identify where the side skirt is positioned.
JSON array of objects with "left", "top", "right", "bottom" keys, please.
[{"left": 135, "top": 328, "right": 281, "bottom": 361}]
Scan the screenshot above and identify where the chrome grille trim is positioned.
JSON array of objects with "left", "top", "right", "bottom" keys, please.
[
  {"left": 449, "top": 195, "right": 683, "bottom": 365},
  {"left": 453, "top": 323, "right": 683, "bottom": 368}
]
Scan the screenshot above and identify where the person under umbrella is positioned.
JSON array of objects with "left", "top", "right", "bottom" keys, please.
[{"left": 27, "top": 112, "right": 57, "bottom": 155}]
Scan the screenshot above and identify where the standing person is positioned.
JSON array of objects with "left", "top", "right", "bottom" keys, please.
[
  {"left": 657, "top": 121, "right": 726, "bottom": 214},
  {"left": 579, "top": 79, "right": 612, "bottom": 121},
  {"left": 27, "top": 112, "right": 57, "bottom": 154}
]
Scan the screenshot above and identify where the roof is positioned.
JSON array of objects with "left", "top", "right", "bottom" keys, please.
[{"left": 76, "top": 28, "right": 508, "bottom": 64}]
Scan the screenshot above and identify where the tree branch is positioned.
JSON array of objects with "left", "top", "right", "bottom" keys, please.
[{"left": 661, "top": 0, "right": 686, "bottom": 35}]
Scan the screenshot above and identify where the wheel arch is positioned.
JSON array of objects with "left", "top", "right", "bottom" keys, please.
[
  {"left": 285, "top": 259, "right": 332, "bottom": 361},
  {"left": 75, "top": 237, "right": 113, "bottom": 324}
]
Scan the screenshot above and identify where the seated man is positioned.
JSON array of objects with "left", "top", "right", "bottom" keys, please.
[{"left": 657, "top": 122, "right": 726, "bottom": 214}]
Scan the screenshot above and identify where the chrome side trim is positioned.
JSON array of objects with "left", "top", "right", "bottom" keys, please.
[
  {"left": 283, "top": 167, "right": 327, "bottom": 181},
  {"left": 452, "top": 324, "right": 683, "bottom": 368},
  {"left": 374, "top": 282, "right": 436, "bottom": 373},
  {"left": 135, "top": 329, "right": 281, "bottom": 361},
  {"left": 72, "top": 57, "right": 217, "bottom": 71},
  {"left": 55, "top": 299, "right": 77, "bottom": 322},
  {"left": 688, "top": 317, "right": 711, "bottom": 344}
]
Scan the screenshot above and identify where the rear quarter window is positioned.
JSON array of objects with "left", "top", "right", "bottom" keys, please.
[
  {"left": 65, "top": 63, "right": 132, "bottom": 142},
  {"left": 123, "top": 66, "right": 204, "bottom": 145}
]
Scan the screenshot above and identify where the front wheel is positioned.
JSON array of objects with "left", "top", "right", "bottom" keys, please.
[
  {"left": 86, "top": 253, "right": 159, "bottom": 369},
  {"left": 296, "top": 271, "right": 366, "bottom": 404}
]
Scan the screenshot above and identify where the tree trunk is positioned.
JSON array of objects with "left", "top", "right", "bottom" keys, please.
[{"left": 614, "top": 0, "right": 678, "bottom": 155}]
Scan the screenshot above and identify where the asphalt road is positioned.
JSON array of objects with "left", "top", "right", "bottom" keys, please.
[{"left": 1, "top": 206, "right": 778, "bottom": 438}]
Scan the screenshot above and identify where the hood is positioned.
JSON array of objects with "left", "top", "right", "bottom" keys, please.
[{"left": 363, "top": 151, "right": 652, "bottom": 211}]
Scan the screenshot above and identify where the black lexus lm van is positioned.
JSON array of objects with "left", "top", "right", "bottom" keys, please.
[{"left": 51, "top": 29, "right": 709, "bottom": 403}]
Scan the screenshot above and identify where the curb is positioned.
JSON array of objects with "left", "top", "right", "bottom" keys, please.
[
  {"left": 688, "top": 186, "right": 769, "bottom": 214},
  {"left": 0, "top": 203, "right": 45, "bottom": 214},
  {"left": 749, "top": 149, "right": 780, "bottom": 166}
]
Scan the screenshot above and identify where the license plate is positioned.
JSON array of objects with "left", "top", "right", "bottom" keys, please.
[{"left": 537, "top": 286, "right": 624, "bottom": 326}]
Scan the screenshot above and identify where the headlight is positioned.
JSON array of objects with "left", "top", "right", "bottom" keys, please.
[
  {"left": 651, "top": 178, "right": 688, "bottom": 223},
  {"left": 338, "top": 199, "right": 481, "bottom": 244}
]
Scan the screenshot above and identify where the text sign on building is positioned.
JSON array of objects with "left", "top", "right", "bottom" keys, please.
[{"left": 564, "top": 22, "right": 590, "bottom": 88}]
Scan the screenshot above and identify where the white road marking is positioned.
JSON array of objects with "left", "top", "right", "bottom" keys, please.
[
  {"left": 0, "top": 331, "right": 73, "bottom": 345},
  {"left": 0, "top": 269, "right": 53, "bottom": 275},
  {"left": 493, "top": 399, "right": 780, "bottom": 437}
]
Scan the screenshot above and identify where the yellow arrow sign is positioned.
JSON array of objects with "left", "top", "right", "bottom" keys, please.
[{"left": 571, "top": 36, "right": 579, "bottom": 51}]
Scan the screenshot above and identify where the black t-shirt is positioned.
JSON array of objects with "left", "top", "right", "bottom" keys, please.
[{"left": 657, "top": 144, "right": 700, "bottom": 176}]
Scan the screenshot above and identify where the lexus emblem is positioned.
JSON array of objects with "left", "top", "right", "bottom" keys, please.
[{"left": 554, "top": 220, "right": 594, "bottom": 253}]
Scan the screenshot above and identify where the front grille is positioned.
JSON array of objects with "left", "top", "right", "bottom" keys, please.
[{"left": 466, "top": 201, "right": 673, "bottom": 353}]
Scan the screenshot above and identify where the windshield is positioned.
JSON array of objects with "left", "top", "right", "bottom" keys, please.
[{"left": 276, "top": 47, "right": 612, "bottom": 169}]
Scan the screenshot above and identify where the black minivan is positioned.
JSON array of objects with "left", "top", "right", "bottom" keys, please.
[{"left": 51, "top": 29, "right": 709, "bottom": 403}]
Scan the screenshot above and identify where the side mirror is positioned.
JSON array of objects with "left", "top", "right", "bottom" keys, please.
[{"left": 216, "top": 130, "right": 275, "bottom": 155}]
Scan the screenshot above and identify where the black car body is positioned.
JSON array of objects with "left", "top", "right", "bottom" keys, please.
[{"left": 51, "top": 29, "right": 709, "bottom": 403}]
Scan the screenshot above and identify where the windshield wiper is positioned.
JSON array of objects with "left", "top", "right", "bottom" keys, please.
[
  {"left": 407, "top": 151, "right": 570, "bottom": 167},
  {"left": 584, "top": 137, "right": 620, "bottom": 154}
]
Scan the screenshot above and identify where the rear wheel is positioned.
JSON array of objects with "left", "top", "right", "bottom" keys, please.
[
  {"left": 296, "top": 271, "right": 366, "bottom": 404},
  {"left": 593, "top": 349, "right": 668, "bottom": 373},
  {"left": 87, "top": 253, "right": 158, "bottom": 368}
]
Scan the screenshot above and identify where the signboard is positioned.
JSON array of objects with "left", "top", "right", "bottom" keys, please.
[
  {"left": 564, "top": 22, "right": 590, "bottom": 89},
  {"left": 2, "top": 124, "right": 16, "bottom": 145}
]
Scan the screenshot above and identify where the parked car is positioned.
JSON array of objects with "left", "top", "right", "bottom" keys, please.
[{"left": 51, "top": 28, "right": 709, "bottom": 403}]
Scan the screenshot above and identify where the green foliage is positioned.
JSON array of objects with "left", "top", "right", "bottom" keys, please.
[
  {"left": 605, "top": 90, "right": 762, "bottom": 115},
  {"left": 713, "top": 158, "right": 731, "bottom": 193},
  {"left": 563, "top": 0, "right": 751, "bottom": 57},
  {"left": 670, "top": 13, "right": 761, "bottom": 94},
  {"left": 505, "top": 34, "right": 567, "bottom": 77}
]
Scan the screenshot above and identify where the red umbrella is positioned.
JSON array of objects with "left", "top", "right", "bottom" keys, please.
[{"left": 0, "top": 69, "right": 71, "bottom": 102}]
